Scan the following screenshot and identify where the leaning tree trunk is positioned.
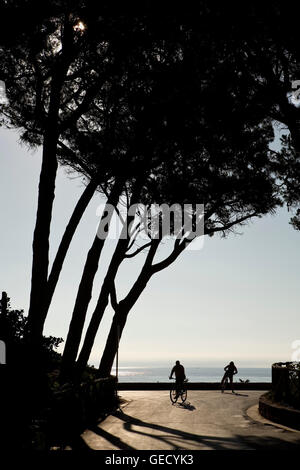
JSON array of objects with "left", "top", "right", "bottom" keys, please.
[
  {"left": 27, "top": 71, "right": 66, "bottom": 348},
  {"left": 98, "top": 241, "right": 160, "bottom": 378},
  {"left": 60, "top": 178, "right": 124, "bottom": 382},
  {"left": 76, "top": 230, "right": 131, "bottom": 374},
  {"left": 98, "top": 236, "right": 186, "bottom": 377},
  {"left": 42, "top": 178, "right": 98, "bottom": 324},
  {"left": 76, "top": 182, "right": 143, "bottom": 375},
  {"left": 97, "top": 302, "right": 129, "bottom": 378}
]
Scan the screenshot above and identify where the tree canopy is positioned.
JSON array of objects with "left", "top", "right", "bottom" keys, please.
[{"left": 1, "top": 0, "right": 299, "bottom": 391}]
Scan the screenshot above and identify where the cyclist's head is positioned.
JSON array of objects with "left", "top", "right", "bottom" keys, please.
[
  {"left": 230, "top": 361, "right": 234, "bottom": 366},
  {"left": 176, "top": 360, "right": 180, "bottom": 365}
]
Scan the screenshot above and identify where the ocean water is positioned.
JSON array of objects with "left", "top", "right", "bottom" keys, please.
[{"left": 112, "top": 366, "right": 271, "bottom": 383}]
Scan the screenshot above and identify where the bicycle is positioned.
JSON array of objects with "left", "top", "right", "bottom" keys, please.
[
  {"left": 221, "top": 372, "right": 237, "bottom": 393},
  {"left": 221, "top": 375, "right": 229, "bottom": 393},
  {"left": 169, "top": 378, "right": 188, "bottom": 404}
]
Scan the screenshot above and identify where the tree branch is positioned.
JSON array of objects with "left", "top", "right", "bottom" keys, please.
[
  {"left": 150, "top": 237, "right": 184, "bottom": 274},
  {"left": 124, "top": 241, "right": 152, "bottom": 258},
  {"left": 205, "top": 212, "right": 258, "bottom": 235},
  {"left": 110, "top": 281, "right": 118, "bottom": 312},
  {"left": 57, "top": 140, "right": 92, "bottom": 177},
  {"left": 59, "top": 82, "right": 99, "bottom": 132}
]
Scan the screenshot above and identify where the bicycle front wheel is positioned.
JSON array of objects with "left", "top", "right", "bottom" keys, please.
[{"left": 170, "top": 387, "right": 178, "bottom": 403}]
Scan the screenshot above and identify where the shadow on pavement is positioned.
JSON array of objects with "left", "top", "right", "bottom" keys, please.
[
  {"left": 90, "top": 409, "right": 300, "bottom": 450},
  {"left": 173, "top": 401, "right": 196, "bottom": 411},
  {"left": 88, "top": 424, "right": 136, "bottom": 450}
]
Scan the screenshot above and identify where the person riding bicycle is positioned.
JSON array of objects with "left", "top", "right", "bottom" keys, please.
[
  {"left": 221, "top": 361, "right": 238, "bottom": 393},
  {"left": 169, "top": 360, "right": 186, "bottom": 397}
]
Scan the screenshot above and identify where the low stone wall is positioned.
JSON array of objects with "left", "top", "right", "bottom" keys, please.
[
  {"left": 259, "top": 392, "right": 300, "bottom": 431},
  {"left": 117, "top": 382, "right": 271, "bottom": 391},
  {"left": 271, "top": 362, "right": 300, "bottom": 409}
]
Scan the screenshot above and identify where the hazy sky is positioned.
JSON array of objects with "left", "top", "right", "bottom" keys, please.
[{"left": 1, "top": 126, "right": 300, "bottom": 369}]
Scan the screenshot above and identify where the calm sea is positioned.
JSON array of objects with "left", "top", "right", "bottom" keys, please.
[{"left": 112, "top": 366, "right": 271, "bottom": 383}]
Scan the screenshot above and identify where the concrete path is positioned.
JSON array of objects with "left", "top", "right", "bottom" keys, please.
[{"left": 81, "top": 390, "right": 300, "bottom": 450}]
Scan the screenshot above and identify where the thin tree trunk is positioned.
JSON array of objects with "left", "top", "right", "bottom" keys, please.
[
  {"left": 42, "top": 179, "right": 98, "bottom": 323},
  {"left": 76, "top": 181, "right": 143, "bottom": 374},
  {"left": 26, "top": 17, "right": 86, "bottom": 348},
  {"left": 97, "top": 302, "right": 130, "bottom": 378},
  {"left": 27, "top": 72, "right": 65, "bottom": 346},
  {"left": 98, "top": 284, "right": 149, "bottom": 378},
  {"left": 76, "top": 223, "right": 132, "bottom": 374},
  {"left": 98, "top": 241, "right": 159, "bottom": 378},
  {"left": 60, "top": 178, "right": 124, "bottom": 381}
]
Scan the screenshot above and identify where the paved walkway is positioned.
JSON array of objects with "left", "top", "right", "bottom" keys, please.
[{"left": 81, "top": 390, "right": 300, "bottom": 450}]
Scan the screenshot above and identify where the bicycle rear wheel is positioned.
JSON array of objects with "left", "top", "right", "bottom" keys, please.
[
  {"left": 170, "top": 387, "right": 178, "bottom": 403},
  {"left": 181, "top": 389, "right": 187, "bottom": 403},
  {"left": 224, "top": 377, "right": 229, "bottom": 390},
  {"left": 221, "top": 377, "right": 228, "bottom": 392}
]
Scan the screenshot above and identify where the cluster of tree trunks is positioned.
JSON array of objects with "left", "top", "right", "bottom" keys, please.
[{"left": 1, "top": 1, "right": 300, "bottom": 384}]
